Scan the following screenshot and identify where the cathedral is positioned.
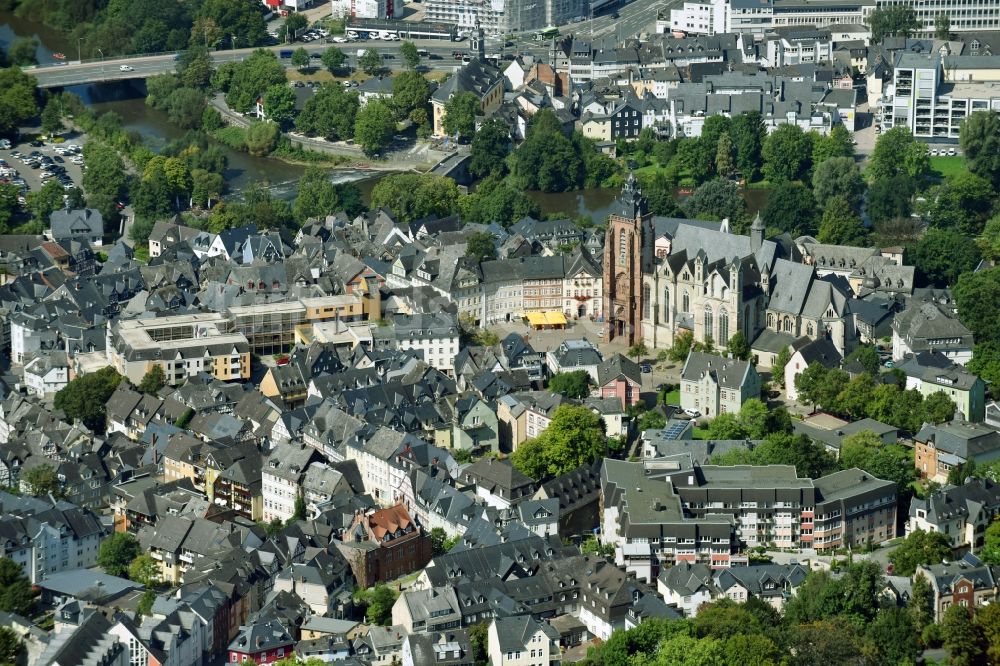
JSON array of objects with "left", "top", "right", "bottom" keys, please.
[{"left": 603, "top": 175, "right": 858, "bottom": 356}]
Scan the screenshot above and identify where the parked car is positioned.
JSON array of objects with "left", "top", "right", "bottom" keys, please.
[
  {"left": 683, "top": 408, "right": 701, "bottom": 418},
  {"left": 640, "top": 363, "right": 652, "bottom": 373}
]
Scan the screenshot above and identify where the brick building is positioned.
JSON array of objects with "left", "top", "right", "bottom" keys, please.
[{"left": 338, "top": 504, "right": 432, "bottom": 588}]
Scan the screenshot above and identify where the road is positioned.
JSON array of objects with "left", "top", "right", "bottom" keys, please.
[{"left": 28, "top": 0, "right": 672, "bottom": 89}]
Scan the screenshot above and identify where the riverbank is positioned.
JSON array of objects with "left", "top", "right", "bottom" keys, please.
[{"left": 207, "top": 92, "right": 450, "bottom": 174}]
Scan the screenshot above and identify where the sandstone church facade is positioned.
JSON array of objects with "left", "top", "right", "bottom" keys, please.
[{"left": 603, "top": 175, "right": 857, "bottom": 356}]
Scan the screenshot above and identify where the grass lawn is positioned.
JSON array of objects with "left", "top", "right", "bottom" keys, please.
[
  {"left": 692, "top": 426, "right": 710, "bottom": 439},
  {"left": 663, "top": 389, "right": 680, "bottom": 406},
  {"left": 929, "top": 155, "right": 966, "bottom": 180}
]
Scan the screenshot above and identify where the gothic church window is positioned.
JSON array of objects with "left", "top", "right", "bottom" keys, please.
[
  {"left": 719, "top": 308, "right": 729, "bottom": 343},
  {"left": 619, "top": 230, "right": 627, "bottom": 264},
  {"left": 704, "top": 305, "right": 714, "bottom": 340}
]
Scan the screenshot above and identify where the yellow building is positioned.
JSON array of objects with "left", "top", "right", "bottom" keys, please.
[{"left": 431, "top": 58, "right": 504, "bottom": 137}]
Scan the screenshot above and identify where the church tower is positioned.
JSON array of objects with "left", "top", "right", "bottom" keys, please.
[
  {"left": 750, "top": 212, "right": 764, "bottom": 254},
  {"left": 603, "top": 174, "right": 652, "bottom": 345}
]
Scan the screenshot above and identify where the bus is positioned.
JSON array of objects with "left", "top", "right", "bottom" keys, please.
[{"left": 537, "top": 26, "right": 559, "bottom": 40}]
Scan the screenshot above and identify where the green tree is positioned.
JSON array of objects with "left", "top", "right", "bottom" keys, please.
[
  {"left": 683, "top": 178, "right": 746, "bottom": 223},
  {"left": 715, "top": 132, "right": 735, "bottom": 179},
  {"left": 812, "top": 156, "right": 865, "bottom": 210},
  {"left": 296, "top": 82, "right": 360, "bottom": 141},
  {"left": 321, "top": 46, "right": 347, "bottom": 73},
  {"left": 923, "top": 390, "right": 956, "bottom": 424},
  {"left": 668, "top": 330, "right": 696, "bottom": 363},
  {"left": 356, "top": 584, "right": 397, "bottom": 625},
  {"left": 137, "top": 589, "right": 156, "bottom": 616},
  {"left": 982, "top": 519, "right": 1000, "bottom": 565},
  {"left": 283, "top": 12, "right": 308, "bottom": 40},
  {"left": 8, "top": 37, "right": 38, "bottom": 66},
  {"left": 26, "top": 179, "right": 80, "bottom": 225},
  {"left": 164, "top": 87, "right": 207, "bottom": 130},
  {"left": 547, "top": 370, "right": 592, "bottom": 399},
  {"left": 976, "top": 602, "right": 1000, "bottom": 664},
  {"left": 22, "top": 463, "right": 61, "bottom": 498},
  {"left": 888, "top": 529, "right": 953, "bottom": 576},
  {"left": 354, "top": 98, "right": 395, "bottom": 156},
  {"left": 846, "top": 346, "right": 880, "bottom": 376},
  {"left": 128, "top": 554, "right": 161, "bottom": 587},
  {"left": 773, "top": 346, "right": 792, "bottom": 388},
  {"left": 954, "top": 267, "right": 1000, "bottom": 343},
  {"left": 459, "top": 174, "right": 540, "bottom": 225},
  {"left": 812, "top": 125, "right": 855, "bottom": 165},
  {"left": 730, "top": 111, "right": 766, "bottom": 180},
  {"left": 979, "top": 213, "right": 1000, "bottom": 261},
  {"left": 468, "top": 622, "right": 489, "bottom": 666},
  {"left": 912, "top": 227, "right": 981, "bottom": 287},
  {"left": 840, "top": 429, "right": 918, "bottom": 495},
  {"left": 867, "top": 5, "right": 920, "bottom": 41},
  {"left": 97, "top": 532, "right": 141, "bottom": 577},
  {"left": 138, "top": 365, "right": 166, "bottom": 394},
  {"left": 909, "top": 573, "right": 935, "bottom": 637},
  {"left": 926, "top": 171, "right": 996, "bottom": 236},
  {"left": 470, "top": 118, "right": 512, "bottom": 178},
  {"left": 725, "top": 330, "right": 750, "bottom": 360},
  {"left": 818, "top": 195, "right": 868, "bottom": 246},
  {"left": 738, "top": 398, "right": 770, "bottom": 438},
  {"left": 400, "top": 40, "right": 420, "bottom": 69},
  {"left": 198, "top": 0, "right": 268, "bottom": 48},
  {"left": 54, "top": 366, "right": 123, "bottom": 433},
  {"left": 934, "top": 12, "right": 951, "bottom": 40},
  {"left": 0, "top": 68, "right": 39, "bottom": 136},
  {"left": 369, "top": 173, "right": 459, "bottom": 222},
  {"left": 761, "top": 182, "right": 817, "bottom": 236},
  {"left": 511, "top": 404, "right": 606, "bottom": 479},
  {"left": 82, "top": 142, "right": 129, "bottom": 224},
  {"left": 960, "top": 111, "right": 1000, "bottom": 189},
  {"left": 942, "top": 603, "right": 985, "bottom": 666},
  {"left": 754, "top": 432, "right": 836, "bottom": 477},
  {"left": 706, "top": 413, "right": 746, "bottom": 439},
  {"left": 217, "top": 49, "right": 287, "bottom": 113},
  {"left": 391, "top": 70, "right": 430, "bottom": 119},
  {"left": 177, "top": 47, "right": 214, "bottom": 89},
  {"left": 443, "top": 91, "right": 479, "bottom": 142},
  {"left": 293, "top": 166, "right": 363, "bottom": 221},
  {"left": 969, "top": 341, "right": 1000, "bottom": 400},
  {"left": 0, "top": 557, "right": 33, "bottom": 616},
  {"left": 359, "top": 48, "right": 383, "bottom": 76},
  {"left": 794, "top": 362, "right": 828, "bottom": 407},
  {"left": 0, "top": 626, "right": 24, "bottom": 666},
  {"left": 866, "top": 606, "right": 920, "bottom": 666},
  {"left": 867, "top": 175, "right": 915, "bottom": 225},
  {"left": 429, "top": 527, "right": 451, "bottom": 556},
  {"left": 263, "top": 84, "right": 297, "bottom": 124},
  {"left": 465, "top": 231, "right": 496, "bottom": 263},
  {"left": 638, "top": 410, "right": 667, "bottom": 431},
  {"left": 868, "top": 126, "right": 930, "bottom": 182},
  {"left": 244, "top": 120, "right": 280, "bottom": 156},
  {"left": 762, "top": 124, "right": 813, "bottom": 183},
  {"left": 40, "top": 98, "right": 63, "bottom": 136},
  {"left": 508, "top": 110, "right": 583, "bottom": 192},
  {"left": 291, "top": 47, "right": 310, "bottom": 70}
]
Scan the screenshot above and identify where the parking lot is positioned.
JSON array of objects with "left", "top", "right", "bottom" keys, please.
[{"left": 0, "top": 133, "right": 87, "bottom": 209}]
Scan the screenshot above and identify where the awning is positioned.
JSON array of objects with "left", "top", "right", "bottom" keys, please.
[
  {"left": 544, "top": 311, "right": 567, "bottom": 326},
  {"left": 526, "top": 312, "right": 547, "bottom": 327}
]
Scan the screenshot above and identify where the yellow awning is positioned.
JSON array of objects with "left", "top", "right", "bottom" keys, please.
[
  {"left": 526, "top": 312, "right": 547, "bottom": 326},
  {"left": 544, "top": 311, "right": 567, "bottom": 326}
]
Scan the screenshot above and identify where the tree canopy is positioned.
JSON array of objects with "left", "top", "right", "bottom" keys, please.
[
  {"left": 369, "top": 173, "right": 460, "bottom": 222},
  {"left": 511, "top": 404, "right": 606, "bottom": 479},
  {"left": 54, "top": 367, "right": 123, "bottom": 433},
  {"left": 547, "top": 370, "right": 592, "bottom": 399},
  {"left": 97, "top": 532, "right": 141, "bottom": 578}
]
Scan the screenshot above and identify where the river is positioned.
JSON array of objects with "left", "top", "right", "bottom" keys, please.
[{"left": 3, "top": 13, "right": 770, "bottom": 218}]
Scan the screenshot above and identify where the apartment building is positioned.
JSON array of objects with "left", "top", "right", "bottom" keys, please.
[
  {"left": 262, "top": 441, "right": 323, "bottom": 523},
  {"left": 372, "top": 312, "right": 460, "bottom": 374},
  {"left": 600, "top": 459, "right": 896, "bottom": 581},
  {"left": 877, "top": 0, "right": 1000, "bottom": 34},
  {"left": 107, "top": 313, "right": 251, "bottom": 386},
  {"left": 812, "top": 468, "right": 897, "bottom": 551},
  {"left": 0, "top": 492, "right": 105, "bottom": 584},
  {"left": 882, "top": 52, "right": 1000, "bottom": 142},
  {"left": 667, "top": 0, "right": 872, "bottom": 36},
  {"left": 909, "top": 478, "right": 1000, "bottom": 550}
]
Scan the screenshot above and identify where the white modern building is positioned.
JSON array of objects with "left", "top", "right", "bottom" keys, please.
[{"left": 876, "top": 0, "right": 1000, "bottom": 34}]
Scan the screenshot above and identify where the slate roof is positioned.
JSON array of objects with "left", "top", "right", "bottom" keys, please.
[
  {"left": 681, "top": 351, "right": 753, "bottom": 390},
  {"left": 915, "top": 421, "right": 1000, "bottom": 462},
  {"left": 909, "top": 478, "right": 1000, "bottom": 526},
  {"left": 596, "top": 353, "right": 641, "bottom": 387},
  {"left": 49, "top": 208, "right": 102, "bottom": 240},
  {"left": 492, "top": 615, "right": 558, "bottom": 653},
  {"left": 432, "top": 57, "right": 502, "bottom": 104}
]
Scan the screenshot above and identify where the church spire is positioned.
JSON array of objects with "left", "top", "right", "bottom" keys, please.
[
  {"left": 617, "top": 172, "right": 647, "bottom": 220},
  {"left": 750, "top": 212, "right": 764, "bottom": 253}
]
